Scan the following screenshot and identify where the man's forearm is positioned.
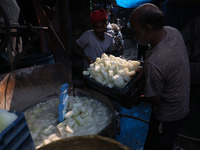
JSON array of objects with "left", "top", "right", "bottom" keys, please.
[
  {"left": 70, "top": 43, "right": 85, "bottom": 57},
  {"left": 140, "top": 95, "right": 161, "bottom": 104}
]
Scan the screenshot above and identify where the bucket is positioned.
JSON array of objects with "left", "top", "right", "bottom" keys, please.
[
  {"left": 0, "top": 53, "right": 55, "bottom": 74},
  {"left": 18, "top": 53, "right": 55, "bottom": 66},
  {"left": 37, "top": 135, "right": 131, "bottom": 150}
]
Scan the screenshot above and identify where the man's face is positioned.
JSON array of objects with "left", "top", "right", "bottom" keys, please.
[
  {"left": 130, "top": 17, "right": 149, "bottom": 45},
  {"left": 93, "top": 21, "right": 107, "bottom": 40}
]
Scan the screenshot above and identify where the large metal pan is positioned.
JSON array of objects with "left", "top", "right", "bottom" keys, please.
[{"left": 0, "top": 63, "right": 117, "bottom": 139}]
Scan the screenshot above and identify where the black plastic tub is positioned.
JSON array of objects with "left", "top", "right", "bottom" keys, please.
[{"left": 83, "top": 72, "right": 145, "bottom": 109}]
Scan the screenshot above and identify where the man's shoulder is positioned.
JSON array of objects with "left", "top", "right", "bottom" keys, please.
[
  {"left": 105, "top": 32, "right": 112, "bottom": 37},
  {"left": 82, "top": 30, "right": 93, "bottom": 35},
  {"left": 104, "top": 32, "right": 113, "bottom": 40},
  {"left": 164, "top": 26, "right": 181, "bottom": 35},
  {"left": 78, "top": 30, "right": 94, "bottom": 40}
]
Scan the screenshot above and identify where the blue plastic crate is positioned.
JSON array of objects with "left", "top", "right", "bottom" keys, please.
[{"left": 0, "top": 111, "right": 35, "bottom": 150}]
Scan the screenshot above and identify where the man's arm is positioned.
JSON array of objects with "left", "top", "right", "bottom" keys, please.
[
  {"left": 140, "top": 95, "right": 161, "bottom": 104},
  {"left": 70, "top": 42, "right": 84, "bottom": 58},
  {"left": 70, "top": 42, "right": 92, "bottom": 64}
]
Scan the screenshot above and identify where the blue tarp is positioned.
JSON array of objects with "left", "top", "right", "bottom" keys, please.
[
  {"left": 115, "top": 0, "right": 152, "bottom": 8},
  {"left": 116, "top": 102, "right": 152, "bottom": 150}
]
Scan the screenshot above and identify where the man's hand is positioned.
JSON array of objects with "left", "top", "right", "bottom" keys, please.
[
  {"left": 140, "top": 95, "right": 161, "bottom": 104},
  {"left": 134, "top": 67, "right": 144, "bottom": 82}
]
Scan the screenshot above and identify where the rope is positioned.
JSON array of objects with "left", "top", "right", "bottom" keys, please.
[{"left": 120, "top": 113, "right": 200, "bottom": 143}]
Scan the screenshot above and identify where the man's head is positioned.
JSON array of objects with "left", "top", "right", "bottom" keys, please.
[
  {"left": 130, "top": 3, "right": 165, "bottom": 45},
  {"left": 90, "top": 8, "right": 108, "bottom": 40}
]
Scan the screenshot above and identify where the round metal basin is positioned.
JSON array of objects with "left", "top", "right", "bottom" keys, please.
[{"left": 0, "top": 63, "right": 116, "bottom": 139}]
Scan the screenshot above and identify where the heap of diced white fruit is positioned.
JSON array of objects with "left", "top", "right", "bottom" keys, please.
[
  {"left": 25, "top": 96, "right": 111, "bottom": 149},
  {"left": 83, "top": 53, "right": 140, "bottom": 88}
]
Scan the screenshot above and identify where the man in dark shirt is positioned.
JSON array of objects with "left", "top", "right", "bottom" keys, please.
[{"left": 130, "top": 3, "right": 190, "bottom": 150}]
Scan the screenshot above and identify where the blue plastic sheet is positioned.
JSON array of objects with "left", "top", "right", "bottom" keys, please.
[
  {"left": 115, "top": 0, "right": 152, "bottom": 8},
  {"left": 116, "top": 102, "right": 152, "bottom": 150}
]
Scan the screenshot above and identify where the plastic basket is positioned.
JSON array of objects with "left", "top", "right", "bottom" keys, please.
[
  {"left": 0, "top": 111, "right": 35, "bottom": 150},
  {"left": 83, "top": 72, "right": 145, "bottom": 109}
]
